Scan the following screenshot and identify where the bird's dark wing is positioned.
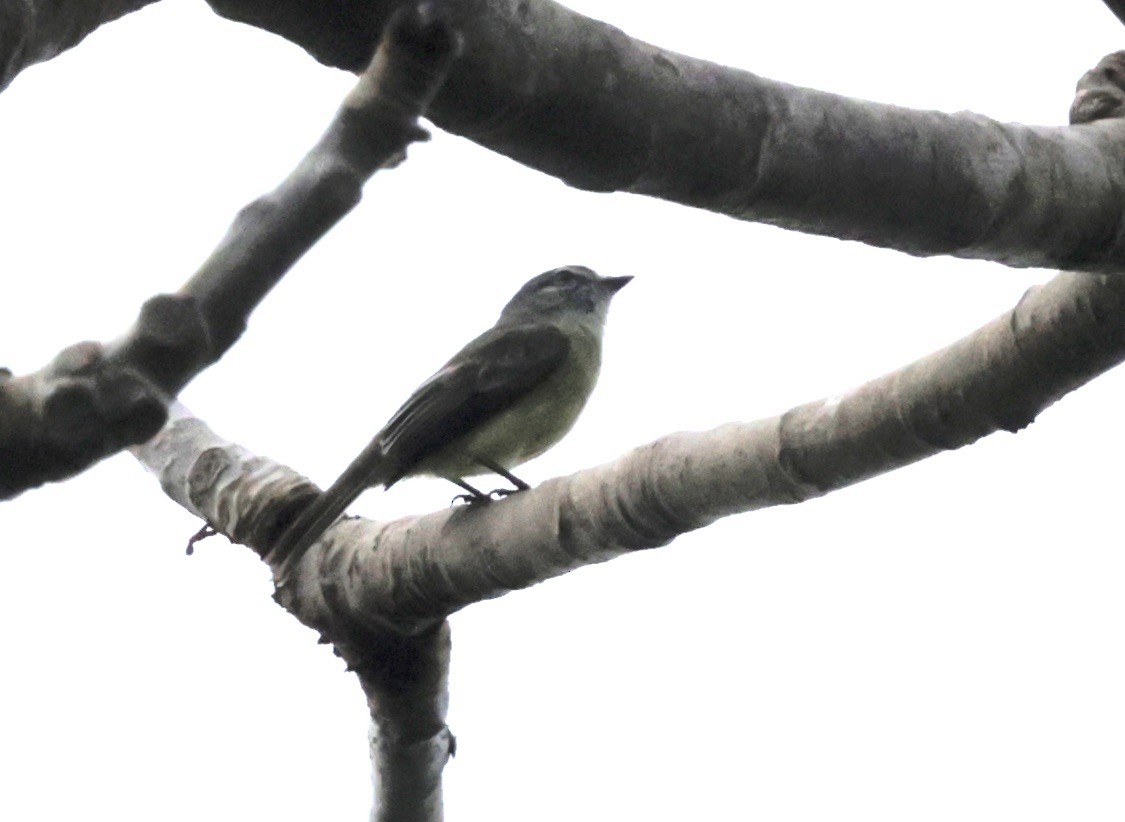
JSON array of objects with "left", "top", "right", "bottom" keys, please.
[
  {"left": 376, "top": 324, "right": 571, "bottom": 482},
  {"left": 272, "top": 324, "right": 570, "bottom": 578}
]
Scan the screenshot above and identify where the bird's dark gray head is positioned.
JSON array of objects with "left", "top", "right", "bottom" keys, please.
[{"left": 500, "top": 265, "right": 632, "bottom": 322}]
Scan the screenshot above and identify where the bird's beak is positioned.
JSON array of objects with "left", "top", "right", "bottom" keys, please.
[{"left": 600, "top": 275, "right": 633, "bottom": 293}]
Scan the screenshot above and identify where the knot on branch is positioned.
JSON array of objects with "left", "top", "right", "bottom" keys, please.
[
  {"left": 1070, "top": 51, "right": 1125, "bottom": 125},
  {"left": 115, "top": 293, "right": 215, "bottom": 392},
  {"left": 338, "top": 2, "right": 462, "bottom": 172},
  {"left": 0, "top": 342, "right": 167, "bottom": 499},
  {"left": 386, "top": 2, "right": 462, "bottom": 64}
]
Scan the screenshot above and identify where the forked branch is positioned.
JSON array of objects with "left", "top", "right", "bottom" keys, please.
[
  {"left": 133, "top": 258, "right": 1125, "bottom": 819},
  {"left": 0, "top": 2, "right": 458, "bottom": 499}
]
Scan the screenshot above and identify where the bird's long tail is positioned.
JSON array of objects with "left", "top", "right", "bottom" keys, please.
[{"left": 272, "top": 438, "right": 396, "bottom": 583}]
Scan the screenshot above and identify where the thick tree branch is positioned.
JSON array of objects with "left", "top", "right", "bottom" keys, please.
[
  {"left": 131, "top": 41, "right": 1125, "bottom": 792},
  {"left": 0, "top": 343, "right": 165, "bottom": 499},
  {"left": 205, "top": 0, "right": 1125, "bottom": 273},
  {"left": 350, "top": 624, "right": 453, "bottom": 822},
  {"left": 135, "top": 256, "right": 1125, "bottom": 628},
  {"left": 1103, "top": 0, "right": 1125, "bottom": 28},
  {"left": 7, "top": 2, "right": 1125, "bottom": 273},
  {"left": 135, "top": 405, "right": 456, "bottom": 821},
  {"left": 0, "top": 0, "right": 159, "bottom": 91},
  {"left": 132, "top": 254, "right": 1125, "bottom": 815},
  {"left": 0, "top": 3, "right": 457, "bottom": 499}
]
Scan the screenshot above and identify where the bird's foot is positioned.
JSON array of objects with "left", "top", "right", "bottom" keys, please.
[
  {"left": 488, "top": 487, "right": 525, "bottom": 500},
  {"left": 451, "top": 492, "right": 492, "bottom": 506},
  {"left": 450, "top": 478, "right": 492, "bottom": 506}
]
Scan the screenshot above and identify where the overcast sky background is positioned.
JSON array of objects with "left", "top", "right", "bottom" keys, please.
[{"left": 2, "top": 1, "right": 1124, "bottom": 819}]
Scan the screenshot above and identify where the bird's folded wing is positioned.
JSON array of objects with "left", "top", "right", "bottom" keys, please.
[{"left": 377, "top": 324, "right": 571, "bottom": 483}]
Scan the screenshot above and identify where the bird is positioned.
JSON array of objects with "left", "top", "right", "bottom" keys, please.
[{"left": 271, "top": 265, "right": 631, "bottom": 577}]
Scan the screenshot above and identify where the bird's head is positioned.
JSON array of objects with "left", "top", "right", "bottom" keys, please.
[{"left": 499, "top": 265, "right": 632, "bottom": 324}]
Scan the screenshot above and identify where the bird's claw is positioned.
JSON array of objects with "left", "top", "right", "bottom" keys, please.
[{"left": 449, "top": 488, "right": 525, "bottom": 506}]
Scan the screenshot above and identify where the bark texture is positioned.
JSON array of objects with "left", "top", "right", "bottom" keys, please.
[
  {"left": 204, "top": 0, "right": 1125, "bottom": 273},
  {"left": 132, "top": 11, "right": 463, "bottom": 818},
  {"left": 135, "top": 258, "right": 1125, "bottom": 628},
  {"left": 0, "top": 343, "right": 165, "bottom": 499},
  {"left": 136, "top": 401, "right": 457, "bottom": 821},
  {"left": 135, "top": 251, "right": 1125, "bottom": 812},
  {"left": 5, "top": 2, "right": 1125, "bottom": 274}
]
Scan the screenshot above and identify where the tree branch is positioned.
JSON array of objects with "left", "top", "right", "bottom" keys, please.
[
  {"left": 0, "top": 2, "right": 458, "bottom": 499},
  {"left": 1102, "top": 0, "right": 1125, "bottom": 27},
  {"left": 7, "top": 2, "right": 1124, "bottom": 274},
  {"left": 134, "top": 253, "right": 1125, "bottom": 641},
  {"left": 0, "top": 0, "right": 159, "bottom": 92},
  {"left": 135, "top": 405, "right": 456, "bottom": 820},
  {"left": 128, "top": 41, "right": 1125, "bottom": 802},
  {"left": 351, "top": 624, "right": 453, "bottom": 822},
  {"left": 0, "top": 343, "right": 165, "bottom": 499},
  {"left": 131, "top": 249, "right": 1125, "bottom": 814},
  {"left": 204, "top": 0, "right": 1125, "bottom": 273},
  {"left": 113, "top": 0, "right": 459, "bottom": 396}
]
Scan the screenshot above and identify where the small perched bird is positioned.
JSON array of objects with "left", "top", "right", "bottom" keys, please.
[{"left": 272, "top": 265, "right": 631, "bottom": 575}]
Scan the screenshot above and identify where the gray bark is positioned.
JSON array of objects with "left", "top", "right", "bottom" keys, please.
[
  {"left": 0, "top": 0, "right": 159, "bottom": 91},
  {"left": 203, "top": 0, "right": 1125, "bottom": 273},
  {"left": 136, "top": 264, "right": 1125, "bottom": 625}
]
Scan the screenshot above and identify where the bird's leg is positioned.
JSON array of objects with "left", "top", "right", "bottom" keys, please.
[
  {"left": 474, "top": 457, "right": 531, "bottom": 498},
  {"left": 450, "top": 478, "right": 491, "bottom": 506}
]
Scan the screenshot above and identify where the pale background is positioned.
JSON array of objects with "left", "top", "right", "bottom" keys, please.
[{"left": 1, "top": 1, "right": 1123, "bottom": 819}]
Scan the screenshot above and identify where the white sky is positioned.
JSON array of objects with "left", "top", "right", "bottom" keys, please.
[{"left": 2, "top": 1, "right": 1124, "bottom": 820}]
